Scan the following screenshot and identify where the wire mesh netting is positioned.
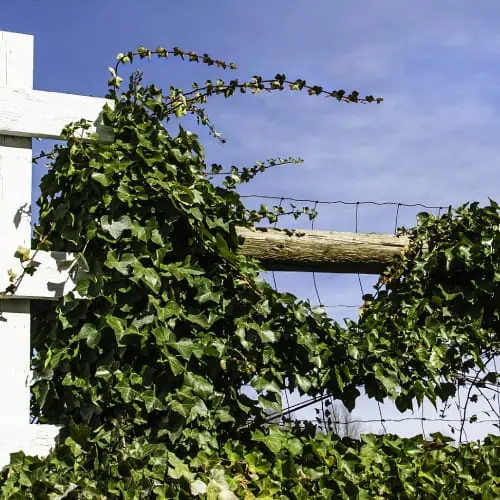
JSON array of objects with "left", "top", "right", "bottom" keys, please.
[{"left": 241, "top": 193, "right": 500, "bottom": 444}]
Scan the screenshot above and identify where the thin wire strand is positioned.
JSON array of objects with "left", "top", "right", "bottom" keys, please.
[
  {"left": 475, "top": 385, "right": 500, "bottom": 420},
  {"left": 289, "top": 417, "right": 499, "bottom": 425},
  {"left": 310, "top": 201, "right": 322, "bottom": 305},
  {"left": 394, "top": 203, "right": 401, "bottom": 235},
  {"left": 458, "top": 357, "right": 491, "bottom": 444},
  {"left": 377, "top": 402, "right": 388, "bottom": 434},
  {"left": 267, "top": 198, "right": 293, "bottom": 418},
  {"left": 240, "top": 194, "right": 447, "bottom": 211},
  {"left": 312, "top": 304, "right": 359, "bottom": 309},
  {"left": 493, "top": 357, "right": 500, "bottom": 429},
  {"left": 421, "top": 403, "right": 426, "bottom": 439},
  {"left": 270, "top": 197, "right": 284, "bottom": 290},
  {"left": 355, "top": 202, "right": 365, "bottom": 296}
]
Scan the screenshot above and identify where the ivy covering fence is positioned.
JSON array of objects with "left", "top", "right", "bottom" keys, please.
[{"left": 1, "top": 47, "right": 499, "bottom": 498}]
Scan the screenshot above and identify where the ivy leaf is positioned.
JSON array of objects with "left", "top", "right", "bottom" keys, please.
[
  {"left": 258, "top": 328, "right": 277, "bottom": 343},
  {"left": 169, "top": 339, "right": 204, "bottom": 360},
  {"left": 295, "top": 374, "right": 311, "bottom": 393},
  {"left": 168, "top": 355, "right": 185, "bottom": 376},
  {"left": 106, "top": 315, "right": 127, "bottom": 342},
  {"left": 286, "top": 437, "right": 303, "bottom": 457},
  {"left": 252, "top": 427, "right": 285, "bottom": 454},
  {"left": 184, "top": 373, "right": 214, "bottom": 398},
  {"left": 100, "top": 215, "right": 132, "bottom": 239},
  {"left": 104, "top": 251, "right": 136, "bottom": 274},
  {"left": 190, "top": 480, "right": 207, "bottom": 496},
  {"left": 169, "top": 397, "right": 195, "bottom": 418},
  {"left": 140, "top": 267, "right": 162, "bottom": 293},
  {"left": 215, "top": 408, "right": 236, "bottom": 423},
  {"left": 374, "top": 364, "right": 400, "bottom": 394},
  {"left": 252, "top": 376, "right": 281, "bottom": 394},
  {"left": 91, "top": 172, "right": 112, "bottom": 186},
  {"left": 194, "top": 281, "right": 221, "bottom": 304},
  {"left": 115, "top": 379, "right": 136, "bottom": 403},
  {"left": 78, "top": 323, "right": 101, "bottom": 348},
  {"left": 15, "top": 246, "right": 31, "bottom": 262},
  {"left": 186, "top": 313, "right": 210, "bottom": 328},
  {"left": 142, "top": 390, "right": 163, "bottom": 412}
]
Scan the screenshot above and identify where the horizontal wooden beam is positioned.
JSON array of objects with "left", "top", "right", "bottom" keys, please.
[
  {"left": 238, "top": 227, "right": 408, "bottom": 274},
  {"left": 1, "top": 228, "right": 409, "bottom": 300},
  {"left": 0, "top": 87, "right": 112, "bottom": 141},
  {"left": 0, "top": 423, "right": 61, "bottom": 468},
  {"left": 0, "top": 250, "right": 78, "bottom": 300}
]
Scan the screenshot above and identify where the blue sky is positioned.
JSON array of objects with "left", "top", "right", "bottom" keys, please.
[{"left": 2, "top": 0, "right": 500, "bottom": 441}]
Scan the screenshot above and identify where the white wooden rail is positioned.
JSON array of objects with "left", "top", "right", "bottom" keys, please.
[{"left": 0, "top": 31, "right": 113, "bottom": 468}]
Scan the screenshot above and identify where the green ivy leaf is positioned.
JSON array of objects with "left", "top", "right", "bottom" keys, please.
[
  {"left": 104, "top": 251, "right": 136, "bottom": 274},
  {"left": 252, "top": 426, "right": 286, "bottom": 454},
  {"left": 78, "top": 323, "right": 101, "bottom": 348},
  {"left": 91, "top": 171, "right": 112, "bottom": 186},
  {"left": 106, "top": 315, "right": 127, "bottom": 342},
  {"left": 100, "top": 215, "right": 132, "bottom": 239}
]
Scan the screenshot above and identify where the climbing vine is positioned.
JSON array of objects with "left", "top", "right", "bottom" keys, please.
[{"left": 1, "top": 47, "right": 499, "bottom": 498}]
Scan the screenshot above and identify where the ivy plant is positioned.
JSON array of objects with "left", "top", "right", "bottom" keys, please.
[{"left": 1, "top": 46, "right": 499, "bottom": 499}]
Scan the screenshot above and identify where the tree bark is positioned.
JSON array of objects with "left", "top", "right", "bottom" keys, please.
[{"left": 237, "top": 227, "right": 409, "bottom": 274}]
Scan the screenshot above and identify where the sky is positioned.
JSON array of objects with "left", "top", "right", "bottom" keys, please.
[{"left": 2, "top": 0, "right": 500, "bottom": 441}]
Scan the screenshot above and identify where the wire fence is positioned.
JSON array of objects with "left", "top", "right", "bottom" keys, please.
[
  {"left": 243, "top": 192, "right": 500, "bottom": 445},
  {"left": 31, "top": 147, "right": 500, "bottom": 444}
]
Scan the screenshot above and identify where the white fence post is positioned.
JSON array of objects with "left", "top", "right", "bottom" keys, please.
[
  {"left": 0, "top": 32, "right": 33, "bottom": 425},
  {"left": 0, "top": 31, "right": 60, "bottom": 469}
]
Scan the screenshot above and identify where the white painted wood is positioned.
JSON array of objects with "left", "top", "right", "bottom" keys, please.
[
  {"left": 0, "top": 31, "right": 34, "bottom": 428},
  {"left": 0, "top": 30, "right": 59, "bottom": 469},
  {"left": 0, "top": 87, "right": 113, "bottom": 141},
  {"left": 0, "top": 250, "right": 78, "bottom": 300},
  {"left": 0, "top": 423, "right": 61, "bottom": 467}
]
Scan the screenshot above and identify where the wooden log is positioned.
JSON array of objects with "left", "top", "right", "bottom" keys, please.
[{"left": 237, "top": 227, "right": 409, "bottom": 275}]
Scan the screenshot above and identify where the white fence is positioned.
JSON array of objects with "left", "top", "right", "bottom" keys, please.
[{"left": 0, "top": 30, "right": 110, "bottom": 467}]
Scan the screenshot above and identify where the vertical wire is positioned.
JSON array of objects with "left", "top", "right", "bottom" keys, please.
[
  {"left": 377, "top": 401, "right": 387, "bottom": 434},
  {"left": 394, "top": 203, "right": 401, "bottom": 235},
  {"left": 355, "top": 202, "right": 365, "bottom": 296},
  {"left": 310, "top": 200, "right": 328, "bottom": 428},
  {"left": 493, "top": 357, "right": 500, "bottom": 431},
  {"left": 310, "top": 201, "right": 322, "bottom": 306},
  {"left": 271, "top": 197, "right": 284, "bottom": 291},
  {"left": 421, "top": 403, "right": 426, "bottom": 439},
  {"left": 457, "top": 377, "right": 469, "bottom": 444}
]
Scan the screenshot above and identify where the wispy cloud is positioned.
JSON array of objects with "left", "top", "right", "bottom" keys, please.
[{"left": 203, "top": 1, "right": 500, "bottom": 215}]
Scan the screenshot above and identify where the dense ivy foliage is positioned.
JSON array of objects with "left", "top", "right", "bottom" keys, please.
[
  {"left": 1, "top": 47, "right": 499, "bottom": 498},
  {"left": 2, "top": 431, "right": 499, "bottom": 498},
  {"left": 357, "top": 202, "right": 500, "bottom": 413}
]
